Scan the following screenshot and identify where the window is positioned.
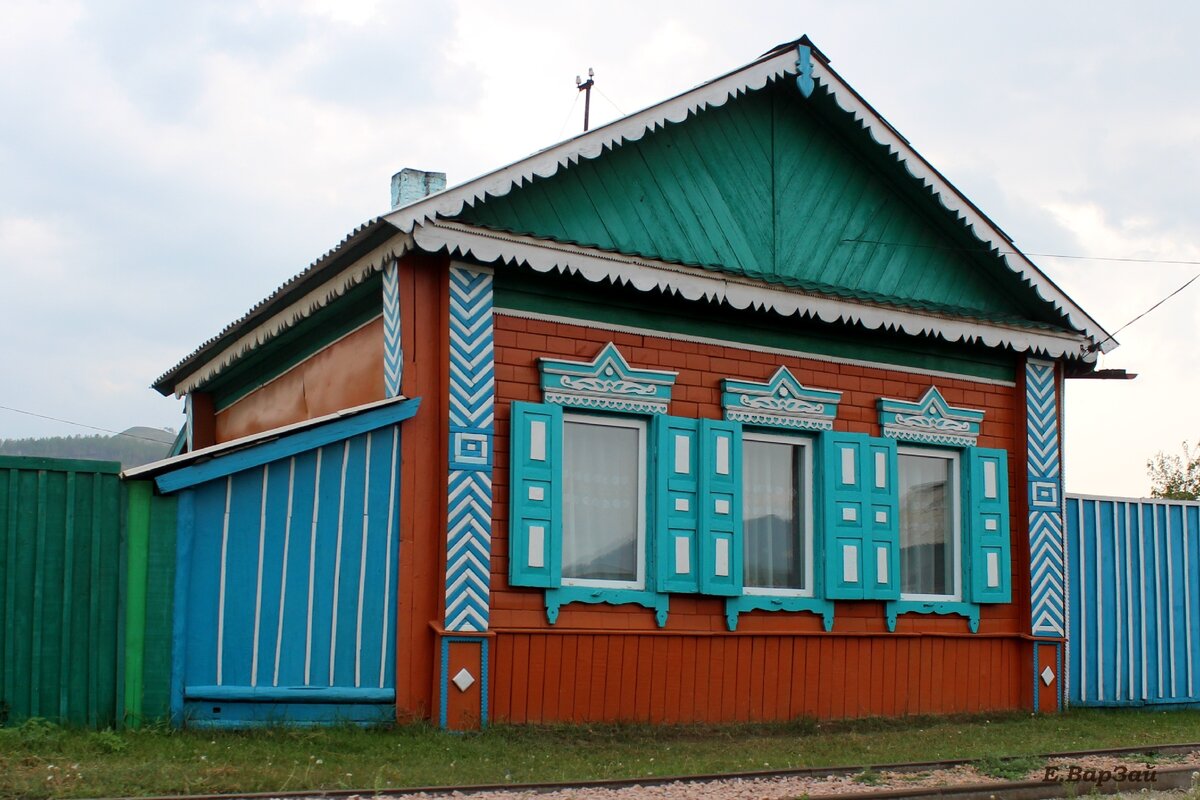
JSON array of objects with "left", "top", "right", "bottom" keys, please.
[
  {"left": 560, "top": 413, "right": 647, "bottom": 589},
  {"left": 897, "top": 447, "right": 961, "bottom": 601},
  {"left": 742, "top": 432, "right": 813, "bottom": 595}
]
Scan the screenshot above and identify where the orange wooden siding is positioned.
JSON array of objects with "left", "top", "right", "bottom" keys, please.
[
  {"left": 491, "top": 631, "right": 1026, "bottom": 723},
  {"left": 215, "top": 318, "right": 387, "bottom": 442},
  {"left": 489, "top": 310, "right": 1033, "bottom": 722}
]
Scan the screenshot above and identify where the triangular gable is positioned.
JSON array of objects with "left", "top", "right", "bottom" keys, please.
[
  {"left": 456, "top": 76, "right": 1040, "bottom": 323},
  {"left": 385, "top": 38, "right": 1113, "bottom": 355}
]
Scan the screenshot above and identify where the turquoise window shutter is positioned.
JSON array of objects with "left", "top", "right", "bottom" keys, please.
[
  {"left": 966, "top": 447, "right": 1011, "bottom": 603},
  {"left": 821, "top": 433, "right": 868, "bottom": 599},
  {"left": 698, "top": 419, "right": 743, "bottom": 596},
  {"left": 820, "top": 433, "right": 899, "bottom": 599},
  {"left": 655, "top": 416, "right": 701, "bottom": 594},
  {"left": 865, "top": 438, "right": 900, "bottom": 600},
  {"left": 508, "top": 401, "right": 563, "bottom": 588}
]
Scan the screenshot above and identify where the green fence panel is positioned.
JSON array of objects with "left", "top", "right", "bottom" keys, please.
[{"left": 0, "top": 457, "right": 123, "bottom": 727}]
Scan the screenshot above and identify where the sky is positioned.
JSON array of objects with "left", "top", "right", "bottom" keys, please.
[{"left": 0, "top": 1, "right": 1197, "bottom": 495}]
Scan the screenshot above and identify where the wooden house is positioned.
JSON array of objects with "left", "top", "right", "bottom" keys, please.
[{"left": 129, "top": 37, "right": 1113, "bottom": 729}]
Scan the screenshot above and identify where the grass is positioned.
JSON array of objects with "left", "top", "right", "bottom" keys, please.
[{"left": 1, "top": 709, "right": 1199, "bottom": 799}]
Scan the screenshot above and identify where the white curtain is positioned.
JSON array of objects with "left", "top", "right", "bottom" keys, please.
[
  {"left": 743, "top": 440, "right": 804, "bottom": 590},
  {"left": 562, "top": 420, "right": 640, "bottom": 582},
  {"left": 898, "top": 453, "right": 954, "bottom": 596}
]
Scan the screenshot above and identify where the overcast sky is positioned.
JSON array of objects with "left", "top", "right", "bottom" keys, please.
[{"left": 1, "top": 1, "right": 1197, "bottom": 495}]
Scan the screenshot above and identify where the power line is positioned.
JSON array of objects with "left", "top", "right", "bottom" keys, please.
[
  {"left": 0, "top": 403, "right": 174, "bottom": 444},
  {"left": 1089, "top": 271, "right": 1200, "bottom": 352},
  {"left": 841, "top": 237, "right": 1200, "bottom": 266},
  {"left": 557, "top": 90, "right": 581, "bottom": 138},
  {"left": 595, "top": 85, "right": 626, "bottom": 117}
]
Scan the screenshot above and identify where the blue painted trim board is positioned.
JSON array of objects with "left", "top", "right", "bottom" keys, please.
[
  {"left": 186, "top": 686, "right": 394, "bottom": 703},
  {"left": 444, "top": 265, "right": 495, "bottom": 633},
  {"left": 155, "top": 398, "right": 420, "bottom": 493},
  {"left": 1026, "top": 360, "right": 1065, "bottom": 638},
  {"left": 170, "top": 491, "right": 195, "bottom": 726},
  {"left": 1033, "top": 645, "right": 1040, "bottom": 713}
]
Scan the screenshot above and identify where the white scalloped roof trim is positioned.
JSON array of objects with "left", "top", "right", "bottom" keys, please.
[
  {"left": 384, "top": 44, "right": 1113, "bottom": 353},
  {"left": 415, "top": 222, "right": 1093, "bottom": 361},
  {"left": 808, "top": 58, "right": 1115, "bottom": 353},
  {"left": 172, "top": 235, "right": 412, "bottom": 397}
]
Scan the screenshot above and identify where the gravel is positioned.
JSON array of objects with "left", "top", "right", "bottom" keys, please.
[{"left": 269, "top": 751, "right": 1200, "bottom": 800}]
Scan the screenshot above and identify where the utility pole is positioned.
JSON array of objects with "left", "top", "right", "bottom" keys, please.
[{"left": 576, "top": 68, "right": 595, "bottom": 132}]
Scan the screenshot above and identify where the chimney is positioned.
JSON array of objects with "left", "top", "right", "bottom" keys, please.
[{"left": 390, "top": 168, "right": 446, "bottom": 210}]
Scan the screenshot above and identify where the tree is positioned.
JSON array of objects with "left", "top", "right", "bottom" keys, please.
[{"left": 1147, "top": 440, "right": 1200, "bottom": 500}]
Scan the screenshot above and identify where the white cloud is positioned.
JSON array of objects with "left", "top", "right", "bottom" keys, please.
[{"left": 1, "top": 0, "right": 1197, "bottom": 500}]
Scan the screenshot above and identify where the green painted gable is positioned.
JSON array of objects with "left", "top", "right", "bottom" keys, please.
[{"left": 455, "top": 78, "right": 1065, "bottom": 327}]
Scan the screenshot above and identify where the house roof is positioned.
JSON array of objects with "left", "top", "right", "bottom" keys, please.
[
  {"left": 153, "top": 36, "right": 1113, "bottom": 398},
  {"left": 384, "top": 35, "right": 1112, "bottom": 351}
]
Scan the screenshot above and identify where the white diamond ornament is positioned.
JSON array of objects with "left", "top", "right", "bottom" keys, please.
[
  {"left": 453, "top": 668, "right": 476, "bottom": 692},
  {"left": 1041, "top": 666, "right": 1055, "bottom": 686}
]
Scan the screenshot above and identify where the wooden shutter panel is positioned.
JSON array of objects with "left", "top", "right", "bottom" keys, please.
[
  {"left": 967, "top": 447, "right": 1011, "bottom": 603},
  {"left": 508, "top": 401, "right": 562, "bottom": 588},
  {"left": 655, "top": 416, "right": 701, "bottom": 594},
  {"left": 865, "top": 438, "right": 900, "bottom": 600},
  {"left": 698, "top": 419, "right": 743, "bottom": 596},
  {"left": 821, "top": 433, "right": 899, "bottom": 600},
  {"left": 821, "top": 433, "right": 868, "bottom": 599}
]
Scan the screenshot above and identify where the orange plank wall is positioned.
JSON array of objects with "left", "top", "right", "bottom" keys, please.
[
  {"left": 489, "top": 311, "right": 1032, "bottom": 723},
  {"left": 215, "top": 319, "right": 386, "bottom": 442}
]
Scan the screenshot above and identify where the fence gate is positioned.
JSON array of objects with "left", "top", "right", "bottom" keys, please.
[
  {"left": 1067, "top": 495, "right": 1200, "bottom": 706},
  {"left": 158, "top": 400, "right": 417, "bottom": 727}
]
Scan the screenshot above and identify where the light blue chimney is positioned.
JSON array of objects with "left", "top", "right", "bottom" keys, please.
[{"left": 390, "top": 168, "right": 447, "bottom": 210}]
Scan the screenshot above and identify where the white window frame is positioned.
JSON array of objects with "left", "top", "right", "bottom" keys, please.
[
  {"left": 560, "top": 412, "right": 648, "bottom": 591},
  {"left": 897, "top": 445, "right": 962, "bottom": 603},
  {"left": 741, "top": 431, "right": 815, "bottom": 598}
]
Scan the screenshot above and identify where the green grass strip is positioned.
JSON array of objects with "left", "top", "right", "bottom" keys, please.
[{"left": 1, "top": 709, "right": 1199, "bottom": 799}]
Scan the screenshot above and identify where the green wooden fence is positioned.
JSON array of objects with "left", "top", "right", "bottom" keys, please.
[{"left": 0, "top": 456, "right": 175, "bottom": 728}]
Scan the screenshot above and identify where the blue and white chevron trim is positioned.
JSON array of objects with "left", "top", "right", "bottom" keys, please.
[
  {"left": 383, "top": 259, "right": 403, "bottom": 397},
  {"left": 445, "top": 264, "right": 494, "bottom": 632},
  {"left": 449, "top": 269, "right": 495, "bottom": 432},
  {"left": 445, "top": 470, "right": 492, "bottom": 631},
  {"left": 1027, "top": 359, "right": 1065, "bottom": 637}
]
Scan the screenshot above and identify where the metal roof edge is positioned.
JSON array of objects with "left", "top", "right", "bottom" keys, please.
[
  {"left": 152, "top": 218, "right": 405, "bottom": 396},
  {"left": 121, "top": 394, "right": 419, "bottom": 486}
]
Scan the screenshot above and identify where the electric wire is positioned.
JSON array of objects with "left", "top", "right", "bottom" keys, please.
[
  {"left": 0, "top": 403, "right": 174, "bottom": 443},
  {"left": 1090, "top": 271, "right": 1200, "bottom": 351},
  {"left": 595, "top": 85, "right": 626, "bottom": 117},
  {"left": 556, "top": 91, "right": 582, "bottom": 138},
  {"left": 841, "top": 237, "right": 1200, "bottom": 266}
]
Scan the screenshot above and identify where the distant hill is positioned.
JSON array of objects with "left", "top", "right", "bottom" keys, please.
[{"left": 0, "top": 427, "right": 176, "bottom": 469}]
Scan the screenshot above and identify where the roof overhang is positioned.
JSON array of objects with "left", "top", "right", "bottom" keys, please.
[
  {"left": 384, "top": 36, "right": 1114, "bottom": 355},
  {"left": 154, "top": 220, "right": 413, "bottom": 397},
  {"left": 416, "top": 221, "right": 1095, "bottom": 362},
  {"left": 123, "top": 395, "right": 420, "bottom": 489}
]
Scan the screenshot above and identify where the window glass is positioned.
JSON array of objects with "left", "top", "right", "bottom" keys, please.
[
  {"left": 562, "top": 417, "right": 643, "bottom": 586},
  {"left": 898, "top": 451, "right": 956, "bottom": 598},
  {"left": 743, "top": 437, "right": 807, "bottom": 591}
]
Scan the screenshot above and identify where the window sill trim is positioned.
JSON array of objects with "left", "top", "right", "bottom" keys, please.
[
  {"left": 886, "top": 599, "right": 980, "bottom": 633},
  {"left": 725, "top": 595, "right": 834, "bottom": 632},
  {"left": 545, "top": 586, "right": 670, "bottom": 627}
]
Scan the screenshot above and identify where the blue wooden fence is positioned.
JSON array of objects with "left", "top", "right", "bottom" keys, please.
[{"left": 1067, "top": 494, "right": 1200, "bottom": 707}]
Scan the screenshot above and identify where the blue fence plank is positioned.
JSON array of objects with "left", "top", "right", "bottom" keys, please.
[{"left": 1067, "top": 495, "right": 1200, "bottom": 708}]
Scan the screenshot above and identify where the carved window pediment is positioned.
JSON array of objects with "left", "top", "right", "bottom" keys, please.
[
  {"left": 721, "top": 366, "right": 842, "bottom": 431},
  {"left": 539, "top": 342, "right": 677, "bottom": 414},
  {"left": 877, "top": 386, "right": 984, "bottom": 447}
]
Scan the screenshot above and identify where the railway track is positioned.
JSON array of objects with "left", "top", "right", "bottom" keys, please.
[{"left": 92, "top": 741, "right": 1200, "bottom": 800}]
